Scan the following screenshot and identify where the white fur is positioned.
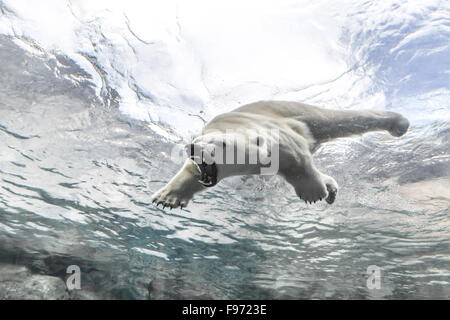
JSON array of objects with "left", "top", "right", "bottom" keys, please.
[{"left": 151, "top": 101, "right": 409, "bottom": 209}]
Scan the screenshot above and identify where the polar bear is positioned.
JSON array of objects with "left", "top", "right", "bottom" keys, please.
[{"left": 151, "top": 101, "right": 409, "bottom": 209}]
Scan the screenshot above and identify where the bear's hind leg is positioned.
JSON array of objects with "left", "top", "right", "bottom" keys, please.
[{"left": 300, "top": 109, "right": 409, "bottom": 143}]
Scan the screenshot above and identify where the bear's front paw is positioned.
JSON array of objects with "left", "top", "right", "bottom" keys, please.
[{"left": 151, "top": 185, "right": 191, "bottom": 210}]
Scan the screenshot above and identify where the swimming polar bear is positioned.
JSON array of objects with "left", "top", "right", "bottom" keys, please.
[{"left": 151, "top": 101, "right": 409, "bottom": 209}]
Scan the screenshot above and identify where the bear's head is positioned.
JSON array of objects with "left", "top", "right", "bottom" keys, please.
[{"left": 185, "top": 130, "right": 279, "bottom": 187}]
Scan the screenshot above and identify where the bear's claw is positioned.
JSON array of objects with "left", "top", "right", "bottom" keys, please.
[{"left": 295, "top": 174, "right": 338, "bottom": 206}]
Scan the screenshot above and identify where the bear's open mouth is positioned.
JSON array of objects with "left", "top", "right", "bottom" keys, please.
[
  {"left": 189, "top": 145, "right": 217, "bottom": 187},
  {"left": 193, "top": 159, "right": 217, "bottom": 187}
]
